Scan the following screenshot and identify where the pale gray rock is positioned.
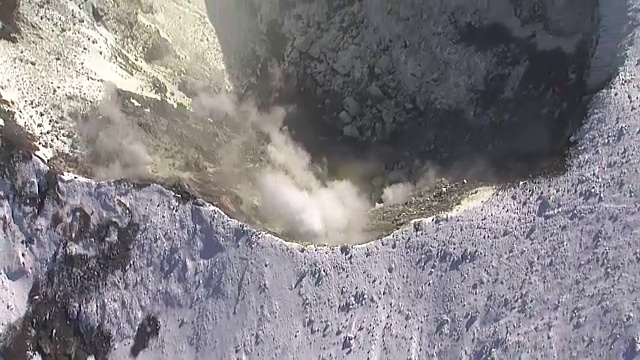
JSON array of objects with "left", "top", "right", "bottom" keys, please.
[
  {"left": 338, "top": 110, "right": 353, "bottom": 124},
  {"left": 342, "top": 96, "right": 361, "bottom": 117},
  {"left": 366, "top": 84, "right": 383, "bottom": 98},
  {"left": 342, "top": 123, "right": 360, "bottom": 138}
]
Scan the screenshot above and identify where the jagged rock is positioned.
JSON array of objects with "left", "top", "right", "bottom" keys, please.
[
  {"left": 144, "top": 31, "right": 175, "bottom": 63},
  {"left": 342, "top": 96, "right": 361, "bottom": 117},
  {"left": 338, "top": 110, "right": 352, "bottom": 124},
  {"left": 342, "top": 123, "right": 360, "bottom": 138},
  {"left": 2, "top": 0, "right": 640, "bottom": 359}
]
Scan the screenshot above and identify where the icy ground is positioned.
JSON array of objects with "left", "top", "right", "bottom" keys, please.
[{"left": 1, "top": 0, "right": 640, "bottom": 360}]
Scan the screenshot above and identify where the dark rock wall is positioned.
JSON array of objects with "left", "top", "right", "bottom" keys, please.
[{"left": 206, "top": 0, "right": 599, "bottom": 176}]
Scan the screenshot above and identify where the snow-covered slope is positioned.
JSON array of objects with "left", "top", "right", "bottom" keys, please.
[
  {"left": 1, "top": 0, "right": 640, "bottom": 359},
  {"left": 0, "top": 0, "right": 230, "bottom": 160}
]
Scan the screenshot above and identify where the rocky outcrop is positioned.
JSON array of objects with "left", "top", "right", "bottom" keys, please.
[{"left": 206, "top": 0, "right": 600, "bottom": 177}]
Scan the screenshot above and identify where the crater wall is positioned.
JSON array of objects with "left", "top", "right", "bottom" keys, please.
[{"left": 205, "top": 0, "right": 600, "bottom": 172}]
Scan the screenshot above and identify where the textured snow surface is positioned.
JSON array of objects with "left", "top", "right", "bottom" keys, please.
[{"left": 1, "top": 1, "right": 640, "bottom": 360}]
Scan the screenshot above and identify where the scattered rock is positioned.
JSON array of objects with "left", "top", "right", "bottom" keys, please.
[
  {"left": 537, "top": 195, "right": 554, "bottom": 217},
  {"left": 342, "top": 96, "right": 361, "bottom": 117},
  {"left": 144, "top": 31, "right": 175, "bottom": 63},
  {"left": 341, "top": 334, "right": 354, "bottom": 350},
  {"left": 131, "top": 315, "right": 161, "bottom": 358},
  {"left": 294, "top": 35, "right": 313, "bottom": 53},
  {"left": 380, "top": 109, "right": 395, "bottom": 124},
  {"left": 367, "top": 84, "right": 384, "bottom": 98},
  {"left": 374, "top": 55, "right": 391, "bottom": 74},
  {"left": 338, "top": 110, "right": 353, "bottom": 124},
  {"left": 333, "top": 51, "right": 353, "bottom": 75},
  {"left": 342, "top": 123, "right": 360, "bottom": 138}
]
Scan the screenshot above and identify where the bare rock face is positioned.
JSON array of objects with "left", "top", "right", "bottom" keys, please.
[
  {"left": 0, "top": 0, "right": 20, "bottom": 41},
  {"left": 206, "top": 0, "right": 600, "bottom": 174}
]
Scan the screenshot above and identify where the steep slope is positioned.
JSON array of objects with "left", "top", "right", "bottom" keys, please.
[
  {"left": 1, "top": 52, "right": 640, "bottom": 358},
  {"left": 207, "top": 0, "right": 599, "bottom": 176}
]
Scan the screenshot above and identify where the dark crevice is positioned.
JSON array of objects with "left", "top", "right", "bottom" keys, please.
[{"left": 130, "top": 315, "right": 161, "bottom": 358}]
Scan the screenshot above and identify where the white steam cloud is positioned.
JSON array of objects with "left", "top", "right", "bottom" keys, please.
[
  {"left": 77, "top": 83, "right": 152, "bottom": 180},
  {"left": 79, "top": 81, "right": 454, "bottom": 245},
  {"left": 381, "top": 182, "right": 415, "bottom": 205},
  {"left": 191, "top": 92, "right": 373, "bottom": 245}
]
